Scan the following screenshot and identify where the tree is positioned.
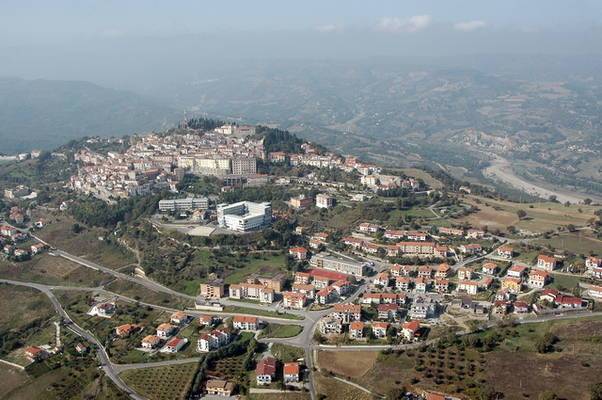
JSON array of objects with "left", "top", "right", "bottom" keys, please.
[
  {"left": 536, "top": 332, "right": 558, "bottom": 353},
  {"left": 591, "top": 383, "right": 602, "bottom": 400},
  {"left": 516, "top": 209, "right": 527, "bottom": 220},
  {"left": 584, "top": 198, "right": 593, "bottom": 205},
  {"left": 538, "top": 391, "right": 559, "bottom": 400}
]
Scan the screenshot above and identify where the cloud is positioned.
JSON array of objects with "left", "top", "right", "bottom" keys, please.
[
  {"left": 454, "top": 20, "right": 487, "bottom": 32},
  {"left": 376, "top": 15, "right": 432, "bottom": 33},
  {"left": 315, "top": 24, "right": 342, "bottom": 33}
]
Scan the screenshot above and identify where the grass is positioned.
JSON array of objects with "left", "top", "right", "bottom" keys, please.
[
  {"left": 104, "top": 279, "right": 194, "bottom": 309},
  {"left": 0, "top": 254, "right": 111, "bottom": 287},
  {"left": 317, "top": 351, "right": 378, "bottom": 378},
  {"left": 400, "top": 168, "right": 444, "bottom": 189},
  {"left": 457, "top": 195, "right": 600, "bottom": 233},
  {"left": 0, "top": 285, "right": 54, "bottom": 332},
  {"left": 33, "top": 210, "right": 136, "bottom": 269},
  {"left": 534, "top": 231, "right": 602, "bottom": 255},
  {"left": 249, "top": 394, "right": 310, "bottom": 400},
  {"left": 223, "top": 306, "right": 304, "bottom": 320},
  {"left": 0, "top": 368, "right": 29, "bottom": 399},
  {"left": 259, "top": 324, "right": 303, "bottom": 339},
  {"left": 121, "top": 363, "right": 199, "bottom": 400},
  {"left": 314, "top": 373, "right": 372, "bottom": 400},
  {"left": 271, "top": 344, "right": 305, "bottom": 363},
  {"left": 548, "top": 273, "right": 583, "bottom": 291},
  {"left": 223, "top": 253, "right": 287, "bottom": 284}
]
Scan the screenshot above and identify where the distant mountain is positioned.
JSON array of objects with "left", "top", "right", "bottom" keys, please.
[{"left": 0, "top": 77, "right": 177, "bottom": 153}]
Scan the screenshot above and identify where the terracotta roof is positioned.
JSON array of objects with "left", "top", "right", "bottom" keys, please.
[
  {"left": 283, "top": 362, "right": 300, "bottom": 375},
  {"left": 233, "top": 315, "right": 258, "bottom": 324}
]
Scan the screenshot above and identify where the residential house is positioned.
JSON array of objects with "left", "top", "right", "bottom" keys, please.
[
  {"left": 410, "top": 296, "right": 437, "bottom": 319},
  {"left": 555, "top": 294, "right": 586, "bottom": 309},
  {"left": 528, "top": 269, "right": 549, "bottom": 289},
  {"left": 349, "top": 321, "right": 365, "bottom": 339},
  {"left": 395, "top": 276, "right": 411, "bottom": 291},
  {"left": 199, "top": 280, "right": 225, "bottom": 299},
  {"left": 501, "top": 277, "right": 522, "bottom": 294},
  {"left": 417, "top": 266, "right": 432, "bottom": 279},
  {"left": 439, "top": 227, "right": 464, "bottom": 236},
  {"left": 358, "top": 223, "right": 382, "bottom": 233},
  {"left": 513, "top": 301, "right": 530, "bottom": 314},
  {"left": 372, "top": 322, "right": 389, "bottom": 339},
  {"left": 198, "top": 315, "right": 215, "bottom": 327},
  {"left": 537, "top": 254, "right": 557, "bottom": 271},
  {"left": 156, "top": 323, "right": 177, "bottom": 339},
  {"left": 25, "top": 346, "right": 47, "bottom": 362},
  {"left": 170, "top": 311, "right": 190, "bottom": 325},
  {"left": 312, "top": 276, "right": 331, "bottom": 289},
  {"left": 496, "top": 245, "right": 513, "bottom": 259},
  {"left": 457, "top": 280, "right": 479, "bottom": 295},
  {"left": 283, "top": 362, "right": 301, "bottom": 383},
  {"left": 400, "top": 320, "right": 421, "bottom": 342},
  {"left": 390, "top": 264, "right": 414, "bottom": 277},
  {"left": 481, "top": 262, "right": 498, "bottom": 275},
  {"left": 294, "top": 272, "right": 312, "bottom": 284},
  {"left": 435, "top": 263, "right": 450, "bottom": 278},
  {"left": 206, "top": 379, "right": 235, "bottom": 397},
  {"left": 319, "top": 314, "right": 343, "bottom": 335},
  {"left": 282, "top": 291, "right": 307, "bottom": 310},
  {"left": 289, "top": 247, "right": 308, "bottom": 260},
  {"left": 90, "top": 302, "right": 115, "bottom": 318},
  {"left": 457, "top": 267, "right": 473, "bottom": 281},
  {"left": 507, "top": 265, "right": 528, "bottom": 279},
  {"left": 228, "top": 283, "right": 274, "bottom": 303},
  {"left": 141, "top": 335, "right": 161, "bottom": 349},
  {"left": 316, "top": 286, "right": 338, "bottom": 304},
  {"left": 373, "top": 271, "right": 391, "bottom": 287},
  {"left": 459, "top": 244, "right": 482, "bottom": 255},
  {"left": 332, "top": 280, "right": 353, "bottom": 296},
  {"left": 292, "top": 283, "right": 315, "bottom": 299},
  {"left": 232, "top": 315, "right": 259, "bottom": 331},
  {"left": 434, "top": 279, "right": 449, "bottom": 293},
  {"left": 115, "top": 323, "right": 139, "bottom": 338},
  {"left": 466, "top": 229, "right": 485, "bottom": 239},
  {"left": 413, "top": 277, "right": 427, "bottom": 293},
  {"left": 256, "top": 356, "right": 277, "bottom": 385},
  {"left": 163, "top": 337, "right": 187, "bottom": 353},
  {"left": 30, "top": 243, "right": 46, "bottom": 255},
  {"left": 377, "top": 303, "right": 399, "bottom": 320},
  {"left": 333, "top": 303, "right": 361, "bottom": 323}
]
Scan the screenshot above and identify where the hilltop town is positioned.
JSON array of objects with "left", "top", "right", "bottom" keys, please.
[{"left": 0, "top": 119, "right": 601, "bottom": 400}]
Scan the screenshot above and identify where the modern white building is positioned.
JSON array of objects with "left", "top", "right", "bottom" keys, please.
[
  {"left": 315, "top": 193, "right": 336, "bottom": 209},
  {"left": 158, "top": 197, "right": 209, "bottom": 212},
  {"left": 217, "top": 201, "right": 272, "bottom": 232}
]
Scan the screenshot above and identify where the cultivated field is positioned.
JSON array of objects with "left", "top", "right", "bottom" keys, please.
[
  {"left": 121, "top": 363, "right": 198, "bottom": 400},
  {"left": 0, "top": 285, "right": 54, "bottom": 332},
  {"left": 317, "top": 351, "right": 378, "bottom": 378}
]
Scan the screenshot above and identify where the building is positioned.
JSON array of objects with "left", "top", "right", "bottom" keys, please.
[
  {"left": 333, "top": 303, "right": 361, "bottom": 323},
  {"left": 496, "top": 245, "right": 513, "bottom": 259},
  {"left": 141, "top": 335, "right": 161, "bottom": 349},
  {"left": 457, "top": 281, "right": 479, "bottom": 295},
  {"left": 372, "top": 322, "right": 389, "bottom": 338},
  {"left": 170, "top": 311, "right": 190, "bottom": 325},
  {"left": 156, "top": 323, "right": 177, "bottom": 339},
  {"left": 288, "top": 194, "right": 313, "bottom": 210},
  {"left": 457, "top": 267, "right": 473, "bottom": 281},
  {"left": 206, "top": 379, "right": 235, "bottom": 397},
  {"left": 115, "top": 324, "right": 139, "bottom": 338},
  {"left": 256, "top": 356, "right": 277, "bottom": 385},
  {"left": 283, "top": 362, "right": 301, "bottom": 383},
  {"left": 163, "top": 337, "right": 187, "bottom": 353},
  {"left": 482, "top": 262, "right": 498, "bottom": 275},
  {"left": 507, "top": 265, "right": 527, "bottom": 278},
  {"left": 501, "top": 277, "right": 522, "bottom": 294},
  {"left": 319, "top": 314, "right": 343, "bottom": 335},
  {"left": 232, "top": 315, "right": 259, "bottom": 331},
  {"left": 349, "top": 321, "right": 365, "bottom": 339},
  {"left": 25, "top": 346, "right": 47, "bottom": 362},
  {"left": 158, "top": 197, "right": 209, "bottom": 212},
  {"left": 316, "top": 286, "right": 338, "bottom": 304},
  {"left": 537, "top": 254, "right": 557, "bottom": 271},
  {"left": 217, "top": 201, "right": 272, "bottom": 232},
  {"left": 378, "top": 303, "right": 399, "bottom": 320},
  {"left": 229, "top": 283, "right": 274, "bottom": 303},
  {"left": 310, "top": 253, "right": 367, "bottom": 277},
  {"left": 528, "top": 269, "right": 549, "bottom": 289},
  {"left": 401, "top": 320, "right": 421, "bottom": 342},
  {"left": 232, "top": 157, "right": 257, "bottom": 175},
  {"left": 315, "top": 193, "right": 336, "bottom": 209},
  {"left": 289, "top": 247, "right": 309, "bottom": 260},
  {"left": 199, "top": 280, "right": 225, "bottom": 299},
  {"left": 282, "top": 292, "right": 307, "bottom": 310},
  {"left": 197, "top": 329, "right": 230, "bottom": 352}
]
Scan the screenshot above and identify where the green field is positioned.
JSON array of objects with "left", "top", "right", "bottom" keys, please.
[
  {"left": 534, "top": 232, "right": 602, "bottom": 255},
  {"left": 271, "top": 344, "right": 305, "bottom": 363},
  {"left": 259, "top": 324, "right": 303, "bottom": 339}
]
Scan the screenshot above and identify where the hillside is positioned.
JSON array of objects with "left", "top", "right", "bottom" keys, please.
[{"left": 0, "top": 77, "right": 177, "bottom": 153}]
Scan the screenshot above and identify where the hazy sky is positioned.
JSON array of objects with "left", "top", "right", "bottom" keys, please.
[{"left": 2, "top": 0, "right": 602, "bottom": 45}]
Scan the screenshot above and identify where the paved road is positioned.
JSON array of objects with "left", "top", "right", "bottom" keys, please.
[{"left": 0, "top": 279, "right": 146, "bottom": 400}]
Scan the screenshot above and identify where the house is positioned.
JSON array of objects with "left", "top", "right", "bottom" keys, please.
[
  {"left": 228, "top": 283, "right": 274, "bottom": 303},
  {"left": 457, "top": 267, "right": 473, "bottom": 281},
  {"left": 390, "top": 264, "right": 414, "bottom": 277},
  {"left": 439, "top": 227, "right": 464, "bottom": 236},
  {"left": 384, "top": 229, "right": 405, "bottom": 240},
  {"left": 288, "top": 194, "right": 313, "bottom": 210},
  {"left": 413, "top": 277, "right": 427, "bottom": 293},
  {"left": 435, "top": 263, "right": 450, "bottom": 278},
  {"left": 481, "top": 262, "right": 498, "bottom": 275},
  {"left": 283, "top": 362, "right": 301, "bottom": 383},
  {"left": 466, "top": 229, "right": 485, "bottom": 239},
  {"left": 282, "top": 291, "right": 307, "bottom": 310},
  {"left": 25, "top": 346, "right": 47, "bottom": 362},
  {"left": 507, "top": 264, "right": 528, "bottom": 279},
  {"left": 537, "top": 255, "right": 557, "bottom": 271},
  {"left": 292, "top": 283, "right": 315, "bottom": 299},
  {"left": 496, "top": 245, "right": 513, "bottom": 259},
  {"left": 319, "top": 314, "right": 343, "bottom": 335},
  {"left": 492, "top": 300, "right": 510, "bottom": 316},
  {"left": 312, "top": 276, "right": 331, "bottom": 289},
  {"left": 141, "top": 335, "right": 161, "bottom": 349},
  {"left": 199, "top": 280, "right": 225, "bottom": 299},
  {"left": 377, "top": 303, "right": 399, "bottom": 320},
  {"left": 400, "top": 320, "right": 421, "bottom": 342},
  {"left": 163, "top": 337, "right": 187, "bottom": 353},
  {"left": 373, "top": 272, "right": 391, "bottom": 287},
  {"left": 115, "top": 323, "right": 139, "bottom": 338},
  {"left": 232, "top": 315, "right": 259, "bottom": 331},
  {"left": 294, "top": 272, "right": 312, "bottom": 284},
  {"left": 0, "top": 225, "right": 17, "bottom": 237},
  {"left": 407, "top": 231, "right": 428, "bottom": 241},
  {"left": 361, "top": 292, "right": 383, "bottom": 305},
  {"left": 459, "top": 244, "right": 482, "bottom": 255},
  {"left": 170, "top": 311, "right": 190, "bottom": 325},
  {"left": 555, "top": 294, "right": 586, "bottom": 309},
  {"left": 417, "top": 266, "right": 432, "bottom": 278},
  {"left": 156, "top": 323, "right": 177, "bottom": 339},
  {"left": 316, "top": 286, "right": 338, "bottom": 304},
  {"left": 372, "top": 322, "right": 389, "bottom": 338},
  {"left": 409, "top": 296, "right": 437, "bottom": 320},
  {"left": 457, "top": 280, "right": 479, "bottom": 295},
  {"left": 395, "top": 276, "right": 411, "bottom": 291},
  {"left": 333, "top": 303, "right": 361, "bottom": 323},
  {"left": 501, "top": 277, "right": 522, "bottom": 294},
  {"left": 382, "top": 292, "right": 406, "bottom": 305},
  {"left": 74, "top": 342, "right": 89, "bottom": 354},
  {"left": 586, "top": 256, "right": 602, "bottom": 271},
  {"left": 197, "top": 329, "right": 231, "bottom": 352},
  {"left": 434, "top": 245, "right": 449, "bottom": 258},
  {"left": 256, "top": 356, "right": 277, "bottom": 385},
  {"left": 528, "top": 269, "right": 549, "bottom": 289},
  {"left": 198, "top": 314, "right": 216, "bottom": 326},
  {"left": 332, "top": 280, "right": 353, "bottom": 296},
  {"left": 90, "top": 302, "right": 115, "bottom": 318},
  {"left": 588, "top": 285, "right": 602, "bottom": 299},
  {"left": 539, "top": 288, "right": 560, "bottom": 303},
  {"left": 30, "top": 243, "right": 46, "bottom": 255},
  {"left": 349, "top": 321, "right": 365, "bottom": 339},
  {"left": 289, "top": 247, "right": 309, "bottom": 260},
  {"left": 206, "top": 379, "right": 235, "bottom": 397},
  {"left": 513, "top": 301, "right": 530, "bottom": 314},
  {"left": 434, "top": 279, "right": 449, "bottom": 293},
  {"left": 358, "top": 222, "right": 382, "bottom": 233}
]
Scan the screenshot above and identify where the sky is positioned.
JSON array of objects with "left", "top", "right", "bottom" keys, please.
[
  {"left": 2, "top": 0, "right": 602, "bottom": 45},
  {"left": 1, "top": 0, "right": 602, "bottom": 92}
]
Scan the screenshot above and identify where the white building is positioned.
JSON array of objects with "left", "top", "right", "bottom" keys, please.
[
  {"left": 315, "top": 193, "right": 336, "bottom": 209},
  {"left": 158, "top": 197, "right": 209, "bottom": 212},
  {"left": 217, "top": 201, "right": 272, "bottom": 232}
]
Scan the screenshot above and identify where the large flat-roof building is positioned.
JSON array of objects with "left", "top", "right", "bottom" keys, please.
[
  {"left": 158, "top": 197, "right": 209, "bottom": 212},
  {"left": 217, "top": 201, "right": 272, "bottom": 232},
  {"left": 310, "top": 253, "right": 368, "bottom": 277}
]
